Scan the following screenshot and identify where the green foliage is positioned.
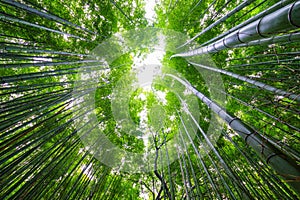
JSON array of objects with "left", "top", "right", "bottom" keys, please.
[{"left": 1, "top": 0, "right": 299, "bottom": 199}]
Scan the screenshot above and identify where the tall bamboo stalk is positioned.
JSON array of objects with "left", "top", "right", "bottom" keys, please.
[
  {"left": 167, "top": 73, "right": 300, "bottom": 194},
  {"left": 200, "top": 0, "right": 296, "bottom": 47},
  {"left": 189, "top": 61, "right": 300, "bottom": 102},
  {"left": 172, "top": 2, "right": 300, "bottom": 57},
  {"left": 1, "top": 0, "right": 96, "bottom": 35},
  {"left": 0, "top": 12, "right": 88, "bottom": 40},
  {"left": 178, "top": 0, "right": 256, "bottom": 48}
]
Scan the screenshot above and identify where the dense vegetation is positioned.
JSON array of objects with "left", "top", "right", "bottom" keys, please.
[{"left": 0, "top": 0, "right": 299, "bottom": 199}]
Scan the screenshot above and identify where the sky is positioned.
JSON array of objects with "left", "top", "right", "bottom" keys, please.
[
  {"left": 132, "top": 32, "right": 166, "bottom": 89},
  {"left": 144, "top": 0, "right": 157, "bottom": 24}
]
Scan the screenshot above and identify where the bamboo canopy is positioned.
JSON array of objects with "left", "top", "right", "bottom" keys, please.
[{"left": 0, "top": 0, "right": 299, "bottom": 199}]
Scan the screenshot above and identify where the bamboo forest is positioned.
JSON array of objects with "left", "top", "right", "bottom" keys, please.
[{"left": 1, "top": 0, "right": 300, "bottom": 199}]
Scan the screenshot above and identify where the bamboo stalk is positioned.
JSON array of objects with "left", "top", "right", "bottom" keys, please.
[
  {"left": 167, "top": 73, "right": 300, "bottom": 194},
  {"left": 189, "top": 61, "right": 300, "bottom": 102},
  {"left": 200, "top": 0, "right": 296, "bottom": 47},
  {"left": 0, "top": 12, "right": 88, "bottom": 41},
  {"left": 172, "top": 2, "right": 300, "bottom": 57},
  {"left": 178, "top": 0, "right": 256, "bottom": 48},
  {"left": 1, "top": 0, "right": 97, "bottom": 35}
]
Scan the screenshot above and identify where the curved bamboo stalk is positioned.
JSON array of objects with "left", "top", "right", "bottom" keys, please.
[
  {"left": 1, "top": 0, "right": 97, "bottom": 35},
  {"left": 235, "top": 31, "right": 300, "bottom": 47},
  {"left": 0, "top": 102, "right": 71, "bottom": 154},
  {"left": 171, "top": 1, "right": 300, "bottom": 58},
  {"left": 0, "top": 90, "right": 70, "bottom": 118},
  {"left": 0, "top": 94, "right": 71, "bottom": 133},
  {"left": 178, "top": 131, "right": 197, "bottom": 199},
  {"left": 0, "top": 67, "right": 99, "bottom": 83},
  {"left": 177, "top": 99, "right": 252, "bottom": 199},
  {"left": 200, "top": 0, "right": 296, "bottom": 47},
  {"left": 0, "top": 53, "right": 68, "bottom": 62},
  {"left": 189, "top": 61, "right": 300, "bottom": 102},
  {"left": 0, "top": 60, "right": 99, "bottom": 68},
  {"left": 0, "top": 88, "right": 91, "bottom": 138},
  {"left": 178, "top": 0, "right": 256, "bottom": 48},
  {"left": 178, "top": 116, "right": 241, "bottom": 199},
  {"left": 177, "top": 131, "right": 202, "bottom": 199},
  {"left": 1, "top": 45, "right": 90, "bottom": 57},
  {"left": 213, "top": 88, "right": 300, "bottom": 161},
  {"left": 226, "top": 51, "right": 300, "bottom": 62},
  {"left": 167, "top": 73, "right": 300, "bottom": 194},
  {"left": 24, "top": 141, "right": 83, "bottom": 199},
  {"left": 177, "top": 122, "right": 222, "bottom": 198},
  {"left": 174, "top": 113, "right": 222, "bottom": 199},
  {"left": 4, "top": 113, "right": 110, "bottom": 199},
  {"left": 184, "top": 0, "right": 217, "bottom": 27},
  {"left": 220, "top": 130, "right": 299, "bottom": 199},
  {"left": 218, "top": 89, "right": 300, "bottom": 133},
  {"left": 0, "top": 12, "right": 88, "bottom": 41},
  {"left": 176, "top": 146, "right": 191, "bottom": 200},
  {"left": 187, "top": 0, "right": 205, "bottom": 16}
]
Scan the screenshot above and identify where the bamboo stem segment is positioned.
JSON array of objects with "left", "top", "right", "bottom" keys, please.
[
  {"left": 172, "top": 1, "right": 300, "bottom": 58},
  {"left": 167, "top": 74, "right": 300, "bottom": 194}
]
